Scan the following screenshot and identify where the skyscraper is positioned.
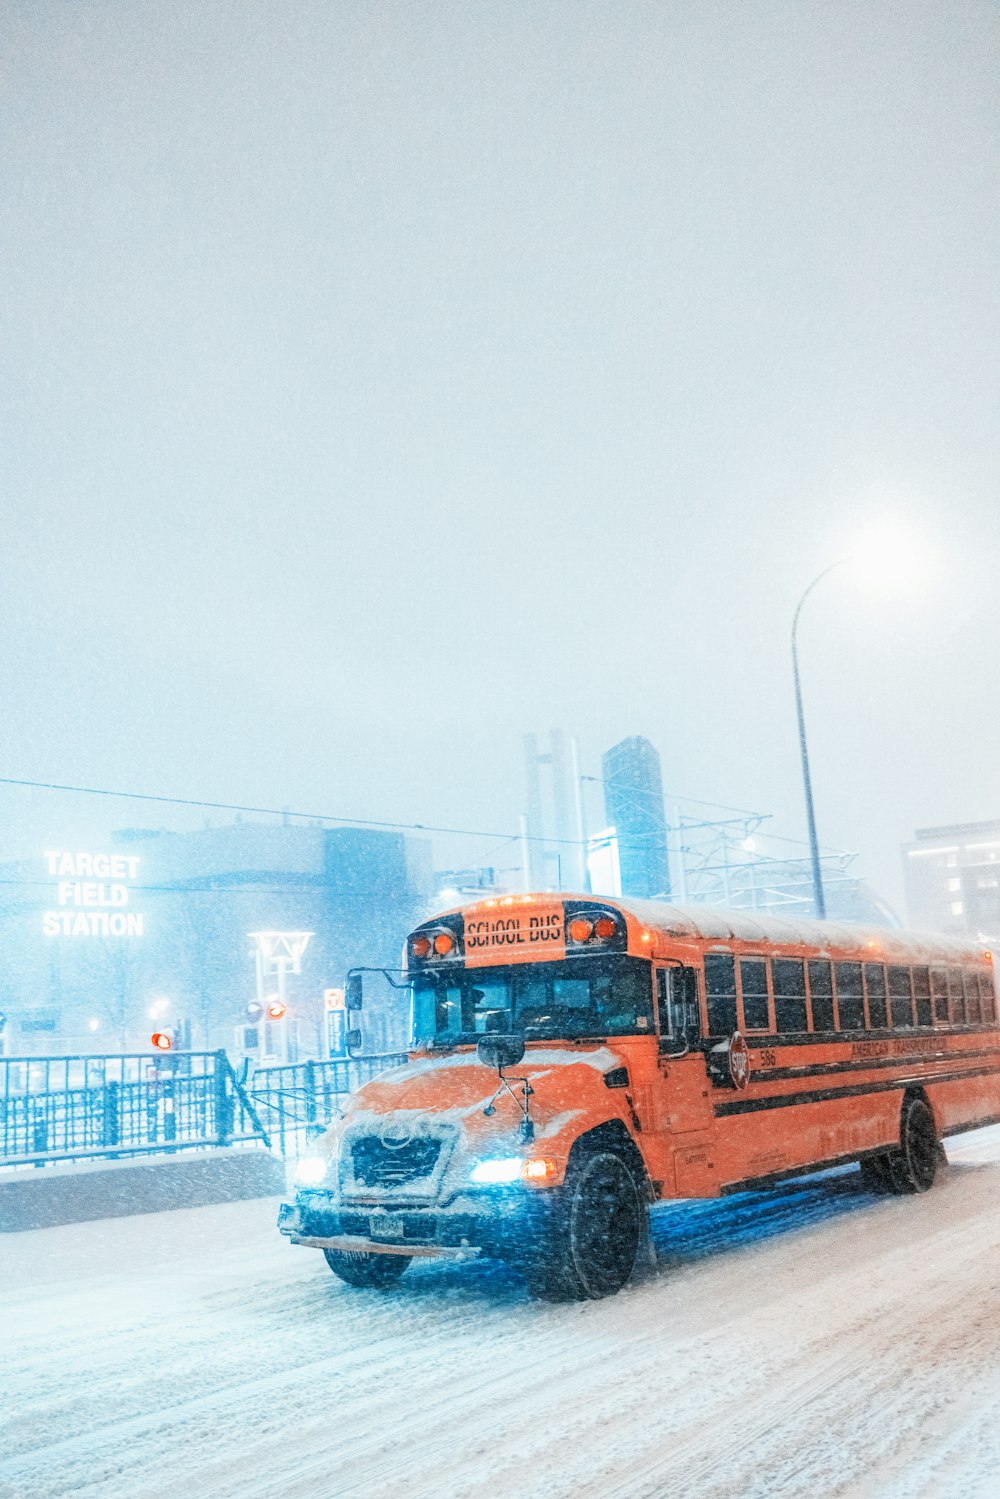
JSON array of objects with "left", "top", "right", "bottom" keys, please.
[{"left": 601, "top": 736, "right": 671, "bottom": 900}]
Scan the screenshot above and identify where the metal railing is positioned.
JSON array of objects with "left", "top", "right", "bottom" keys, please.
[
  {"left": 0, "top": 1049, "right": 405, "bottom": 1169},
  {"left": 246, "top": 1052, "right": 407, "bottom": 1158}
]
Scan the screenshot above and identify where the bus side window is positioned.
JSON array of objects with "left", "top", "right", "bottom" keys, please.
[
  {"left": 807, "top": 960, "right": 834, "bottom": 1033},
  {"left": 683, "top": 967, "right": 701, "bottom": 1038},
  {"left": 739, "top": 957, "right": 770, "bottom": 1032},
  {"left": 912, "top": 968, "right": 932, "bottom": 1027},
  {"left": 704, "top": 954, "right": 737, "bottom": 1036},
  {"left": 981, "top": 972, "right": 997, "bottom": 1024},
  {"left": 888, "top": 966, "right": 914, "bottom": 1029},
  {"left": 865, "top": 964, "right": 887, "bottom": 1029},
  {"left": 834, "top": 962, "right": 864, "bottom": 1031},
  {"left": 948, "top": 967, "right": 966, "bottom": 1024},
  {"left": 930, "top": 967, "right": 949, "bottom": 1025},
  {"left": 773, "top": 958, "right": 807, "bottom": 1033},
  {"left": 964, "top": 969, "right": 982, "bottom": 1024}
]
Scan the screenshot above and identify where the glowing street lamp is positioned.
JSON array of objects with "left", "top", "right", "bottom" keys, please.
[{"left": 792, "top": 520, "right": 926, "bottom": 920}]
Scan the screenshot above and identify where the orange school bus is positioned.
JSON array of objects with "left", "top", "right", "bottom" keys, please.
[{"left": 278, "top": 893, "right": 1000, "bottom": 1300}]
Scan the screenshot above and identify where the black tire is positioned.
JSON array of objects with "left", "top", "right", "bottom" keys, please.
[
  {"left": 323, "top": 1248, "right": 412, "bottom": 1289},
  {"left": 859, "top": 1154, "right": 894, "bottom": 1193},
  {"left": 887, "top": 1097, "right": 938, "bottom": 1194},
  {"left": 521, "top": 1150, "right": 643, "bottom": 1302}
]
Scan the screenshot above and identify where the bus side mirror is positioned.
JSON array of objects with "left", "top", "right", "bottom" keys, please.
[
  {"left": 477, "top": 1034, "right": 525, "bottom": 1072},
  {"left": 345, "top": 974, "right": 363, "bottom": 1011}
]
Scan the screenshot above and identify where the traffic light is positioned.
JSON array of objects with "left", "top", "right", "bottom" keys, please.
[
  {"left": 150, "top": 1031, "right": 173, "bottom": 1051},
  {"left": 266, "top": 1001, "right": 287, "bottom": 1020},
  {"left": 246, "top": 1000, "right": 264, "bottom": 1022}
]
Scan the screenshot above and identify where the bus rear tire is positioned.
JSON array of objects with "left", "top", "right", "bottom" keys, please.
[
  {"left": 323, "top": 1248, "right": 412, "bottom": 1289},
  {"left": 887, "top": 1096, "right": 938, "bottom": 1194},
  {"left": 859, "top": 1154, "right": 894, "bottom": 1193},
  {"left": 521, "top": 1150, "right": 643, "bottom": 1302}
]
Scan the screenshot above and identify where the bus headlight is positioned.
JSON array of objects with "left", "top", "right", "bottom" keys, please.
[
  {"left": 469, "top": 1157, "right": 522, "bottom": 1184},
  {"left": 293, "top": 1154, "right": 329, "bottom": 1187},
  {"left": 469, "top": 1156, "right": 558, "bottom": 1185}
]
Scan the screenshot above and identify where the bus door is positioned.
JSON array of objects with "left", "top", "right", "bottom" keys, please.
[{"left": 655, "top": 964, "right": 717, "bottom": 1196}]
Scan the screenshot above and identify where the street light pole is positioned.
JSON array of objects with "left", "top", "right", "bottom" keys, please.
[{"left": 791, "top": 560, "right": 846, "bottom": 921}]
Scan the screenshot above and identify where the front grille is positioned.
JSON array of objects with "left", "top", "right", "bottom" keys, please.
[{"left": 348, "top": 1135, "right": 443, "bottom": 1188}]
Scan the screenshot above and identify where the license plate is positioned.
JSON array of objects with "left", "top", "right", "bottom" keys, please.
[{"left": 369, "top": 1212, "right": 404, "bottom": 1240}]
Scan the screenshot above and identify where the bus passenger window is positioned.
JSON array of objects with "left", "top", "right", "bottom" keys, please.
[
  {"left": 739, "top": 958, "right": 770, "bottom": 1031},
  {"left": 948, "top": 967, "right": 966, "bottom": 1024},
  {"left": 704, "top": 954, "right": 737, "bottom": 1036},
  {"left": 864, "top": 965, "right": 887, "bottom": 1029},
  {"left": 963, "top": 970, "right": 982, "bottom": 1024},
  {"left": 834, "top": 962, "right": 864, "bottom": 1030},
  {"left": 807, "top": 961, "right": 834, "bottom": 1032},
  {"left": 930, "top": 968, "right": 949, "bottom": 1025},
  {"left": 981, "top": 973, "right": 997, "bottom": 1023},
  {"left": 772, "top": 958, "right": 807, "bottom": 1032},
  {"left": 912, "top": 968, "right": 932, "bottom": 1027},
  {"left": 888, "top": 967, "right": 915, "bottom": 1029}
]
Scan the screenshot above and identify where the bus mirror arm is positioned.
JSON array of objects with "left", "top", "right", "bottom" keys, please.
[
  {"left": 343, "top": 967, "right": 410, "bottom": 1063},
  {"left": 344, "top": 966, "right": 410, "bottom": 1012},
  {"left": 478, "top": 1035, "right": 535, "bottom": 1142}
]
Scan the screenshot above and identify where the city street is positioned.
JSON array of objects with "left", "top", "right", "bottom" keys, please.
[{"left": 3, "top": 1127, "right": 999, "bottom": 1499}]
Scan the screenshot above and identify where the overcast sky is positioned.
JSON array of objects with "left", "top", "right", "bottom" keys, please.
[{"left": 2, "top": 1, "right": 998, "bottom": 912}]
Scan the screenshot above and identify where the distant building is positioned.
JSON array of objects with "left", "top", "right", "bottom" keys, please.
[
  {"left": 601, "top": 736, "right": 671, "bottom": 900},
  {"left": 0, "top": 822, "right": 432, "bottom": 1057},
  {"left": 903, "top": 820, "right": 1000, "bottom": 939},
  {"left": 523, "top": 729, "right": 583, "bottom": 889}
]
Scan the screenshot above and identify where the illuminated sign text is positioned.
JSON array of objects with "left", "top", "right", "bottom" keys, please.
[{"left": 42, "top": 850, "right": 145, "bottom": 938}]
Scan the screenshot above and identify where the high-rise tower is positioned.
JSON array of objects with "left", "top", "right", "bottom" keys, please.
[{"left": 601, "top": 736, "right": 671, "bottom": 899}]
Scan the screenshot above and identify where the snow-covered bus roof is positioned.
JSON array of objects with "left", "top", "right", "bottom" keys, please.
[
  {"left": 444, "top": 892, "right": 991, "bottom": 966},
  {"left": 609, "top": 898, "right": 989, "bottom": 965}
]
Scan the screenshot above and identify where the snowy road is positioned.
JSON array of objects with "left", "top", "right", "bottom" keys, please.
[{"left": 2, "top": 1129, "right": 1000, "bottom": 1499}]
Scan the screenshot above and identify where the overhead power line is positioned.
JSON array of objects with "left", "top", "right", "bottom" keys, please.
[
  {"left": 0, "top": 774, "right": 845, "bottom": 859},
  {"left": 0, "top": 774, "right": 580, "bottom": 848}
]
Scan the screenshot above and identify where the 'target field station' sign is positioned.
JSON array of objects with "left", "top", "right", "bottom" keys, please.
[{"left": 42, "top": 850, "right": 145, "bottom": 937}]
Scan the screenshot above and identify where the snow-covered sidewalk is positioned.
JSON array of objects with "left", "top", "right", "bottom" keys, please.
[{"left": 2, "top": 1128, "right": 999, "bottom": 1499}]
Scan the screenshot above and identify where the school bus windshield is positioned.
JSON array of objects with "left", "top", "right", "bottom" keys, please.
[{"left": 411, "top": 954, "right": 654, "bottom": 1046}]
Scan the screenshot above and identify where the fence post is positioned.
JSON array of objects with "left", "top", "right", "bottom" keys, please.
[
  {"left": 162, "top": 1060, "right": 177, "bottom": 1144},
  {"left": 214, "top": 1049, "right": 234, "bottom": 1147},
  {"left": 102, "top": 1079, "right": 121, "bottom": 1147},
  {"left": 31, "top": 1099, "right": 48, "bottom": 1163},
  {"left": 304, "top": 1059, "right": 318, "bottom": 1141}
]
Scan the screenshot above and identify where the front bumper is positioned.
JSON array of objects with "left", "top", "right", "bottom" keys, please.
[{"left": 278, "top": 1188, "right": 545, "bottom": 1261}]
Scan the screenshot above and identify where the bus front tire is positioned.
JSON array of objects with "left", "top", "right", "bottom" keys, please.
[
  {"left": 521, "top": 1149, "right": 643, "bottom": 1302},
  {"left": 887, "top": 1097, "right": 938, "bottom": 1194},
  {"left": 323, "top": 1248, "right": 412, "bottom": 1289}
]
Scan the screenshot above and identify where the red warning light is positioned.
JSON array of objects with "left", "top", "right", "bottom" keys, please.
[
  {"left": 267, "top": 1001, "right": 287, "bottom": 1020},
  {"left": 151, "top": 1031, "right": 173, "bottom": 1051}
]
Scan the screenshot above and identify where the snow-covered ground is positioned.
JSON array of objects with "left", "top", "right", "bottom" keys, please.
[{"left": 2, "top": 1127, "right": 1000, "bottom": 1499}]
